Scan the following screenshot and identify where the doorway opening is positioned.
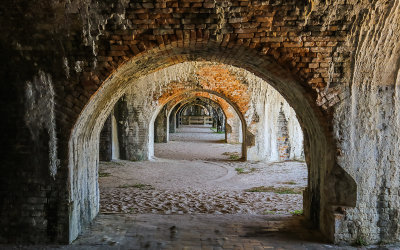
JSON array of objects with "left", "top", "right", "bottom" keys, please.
[
  {"left": 95, "top": 62, "right": 307, "bottom": 221},
  {"left": 70, "top": 46, "right": 356, "bottom": 245},
  {"left": 155, "top": 96, "right": 243, "bottom": 161}
]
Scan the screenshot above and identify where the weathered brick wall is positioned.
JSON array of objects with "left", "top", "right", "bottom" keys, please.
[
  {"left": 3, "top": 0, "right": 400, "bottom": 245},
  {"left": 225, "top": 109, "right": 242, "bottom": 144},
  {"left": 87, "top": 0, "right": 351, "bottom": 100},
  {"left": 329, "top": 0, "right": 400, "bottom": 243},
  {"left": 114, "top": 96, "right": 129, "bottom": 160},
  {"left": 277, "top": 109, "right": 290, "bottom": 161},
  {"left": 111, "top": 61, "right": 304, "bottom": 164},
  {"left": 118, "top": 94, "right": 152, "bottom": 161},
  {"left": 154, "top": 106, "right": 168, "bottom": 143},
  {"left": 258, "top": 83, "right": 304, "bottom": 162}
]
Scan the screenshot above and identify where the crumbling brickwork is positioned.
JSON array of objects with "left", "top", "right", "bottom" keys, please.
[{"left": 1, "top": 0, "right": 400, "bottom": 246}]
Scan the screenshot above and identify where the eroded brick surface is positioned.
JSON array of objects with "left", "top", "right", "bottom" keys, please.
[{"left": 2, "top": 0, "right": 400, "bottom": 246}]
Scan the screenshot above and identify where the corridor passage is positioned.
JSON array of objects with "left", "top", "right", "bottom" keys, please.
[
  {"left": 68, "top": 125, "right": 345, "bottom": 249},
  {"left": 73, "top": 214, "right": 337, "bottom": 249},
  {"left": 18, "top": 125, "right": 392, "bottom": 249},
  {"left": 99, "top": 125, "right": 306, "bottom": 215},
  {"left": 156, "top": 125, "right": 239, "bottom": 160}
]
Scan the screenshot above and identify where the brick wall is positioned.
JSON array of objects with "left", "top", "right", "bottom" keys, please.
[
  {"left": 277, "top": 108, "right": 290, "bottom": 161},
  {"left": 4, "top": 0, "right": 399, "bottom": 245},
  {"left": 154, "top": 106, "right": 168, "bottom": 143}
]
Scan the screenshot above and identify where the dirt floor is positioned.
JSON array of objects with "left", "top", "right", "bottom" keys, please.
[
  {"left": 5, "top": 126, "right": 399, "bottom": 249},
  {"left": 99, "top": 125, "right": 307, "bottom": 216}
]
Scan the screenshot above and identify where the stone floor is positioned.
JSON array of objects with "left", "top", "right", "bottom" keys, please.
[
  {"left": 71, "top": 213, "right": 339, "bottom": 249},
  {"left": 3, "top": 126, "right": 399, "bottom": 249},
  {"left": 5, "top": 214, "right": 398, "bottom": 249},
  {"left": 99, "top": 125, "right": 307, "bottom": 215},
  {"left": 156, "top": 125, "right": 241, "bottom": 161}
]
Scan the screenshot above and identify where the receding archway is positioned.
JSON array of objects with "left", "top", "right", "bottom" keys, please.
[
  {"left": 153, "top": 93, "right": 244, "bottom": 161},
  {"left": 162, "top": 92, "right": 245, "bottom": 155},
  {"left": 67, "top": 44, "right": 356, "bottom": 243}
]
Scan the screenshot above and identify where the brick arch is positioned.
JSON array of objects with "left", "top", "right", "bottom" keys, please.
[
  {"left": 150, "top": 89, "right": 247, "bottom": 158},
  {"left": 174, "top": 97, "right": 228, "bottom": 120},
  {"left": 180, "top": 103, "right": 210, "bottom": 114},
  {"left": 165, "top": 92, "right": 238, "bottom": 119},
  {"left": 180, "top": 97, "right": 244, "bottom": 142},
  {"left": 178, "top": 103, "right": 215, "bottom": 121},
  {"left": 159, "top": 89, "right": 246, "bottom": 133},
  {"left": 67, "top": 44, "right": 355, "bottom": 243}
]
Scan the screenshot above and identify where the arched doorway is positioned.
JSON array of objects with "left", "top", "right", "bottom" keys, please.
[{"left": 67, "top": 45, "right": 356, "bottom": 243}]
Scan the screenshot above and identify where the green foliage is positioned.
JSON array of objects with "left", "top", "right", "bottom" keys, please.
[
  {"left": 234, "top": 166, "right": 257, "bottom": 174},
  {"left": 99, "top": 172, "right": 111, "bottom": 177},
  {"left": 223, "top": 152, "right": 241, "bottom": 160},
  {"left": 290, "top": 209, "right": 303, "bottom": 216},
  {"left": 235, "top": 167, "right": 245, "bottom": 174},
  {"left": 210, "top": 127, "right": 225, "bottom": 134},
  {"left": 230, "top": 154, "right": 240, "bottom": 160},
  {"left": 249, "top": 167, "right": 257, "bottom": 173},
  {"left": 245, "top": 186, "right": 302, "bottom": 194},
  {"left": 100, "top": 161, "right": 124, "bottom": 166},
  {"left": 353, "top": 237, "right": 367, "bottom": 246}
]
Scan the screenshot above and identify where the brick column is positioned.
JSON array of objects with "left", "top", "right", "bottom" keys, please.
[
  {"left": 226, "top": 115, "right": 242, "bottom": 144},
  {"left": 115, "top": 95, "right": 150, "bottom": 161},
  {"left": 99, "top": 115, "right": 112, "bottom": 161},
  {"left": 154, "top": 106, "right": 168, "bottom": 143},
  {"left": 169, "top": 112, "right": 176, "bottom": 133}
]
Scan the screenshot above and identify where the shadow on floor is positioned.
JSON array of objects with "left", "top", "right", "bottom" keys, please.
[{"left": 71, "top": 213, "right": 344, "bottom": 249}]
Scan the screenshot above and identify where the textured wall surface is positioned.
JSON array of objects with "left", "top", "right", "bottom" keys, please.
[
  {"left": 331, "top": 0, "right": 400, "bottom": 243},
  {"left": 1, "top": 0, "right": 399, "bottom": 245},
  {"left": 114, "top": 62, "right": 302, "bottom": 162},
  {"left": 225, "top": 112, "right": 242, "bottom": 144},
  {"left": 154, "top": 106, "right": 169, "bottom": 143},
  {"left": 261, "top": 85, "right": 304, "bottom": 162}
]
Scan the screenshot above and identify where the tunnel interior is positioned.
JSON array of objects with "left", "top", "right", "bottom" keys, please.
[
  {"left": 8, "top": 1, "right": 400, "bottom": 245},
  {"left": 94, "top": 63, "right": 311, "bottom": 249},
  {"left": 68, "top": 56, "right": 358, "bottom": 245}
]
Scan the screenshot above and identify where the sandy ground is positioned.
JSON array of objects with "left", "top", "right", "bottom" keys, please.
[
  {"left": 7, "top": 126, "right": 398, "bottom": 249},
  {"left": 99, "top": 125, "right": 307, "bottom": 215},
  {"left": 157, "top": 125, "right": 241, "bottom": 161}
]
